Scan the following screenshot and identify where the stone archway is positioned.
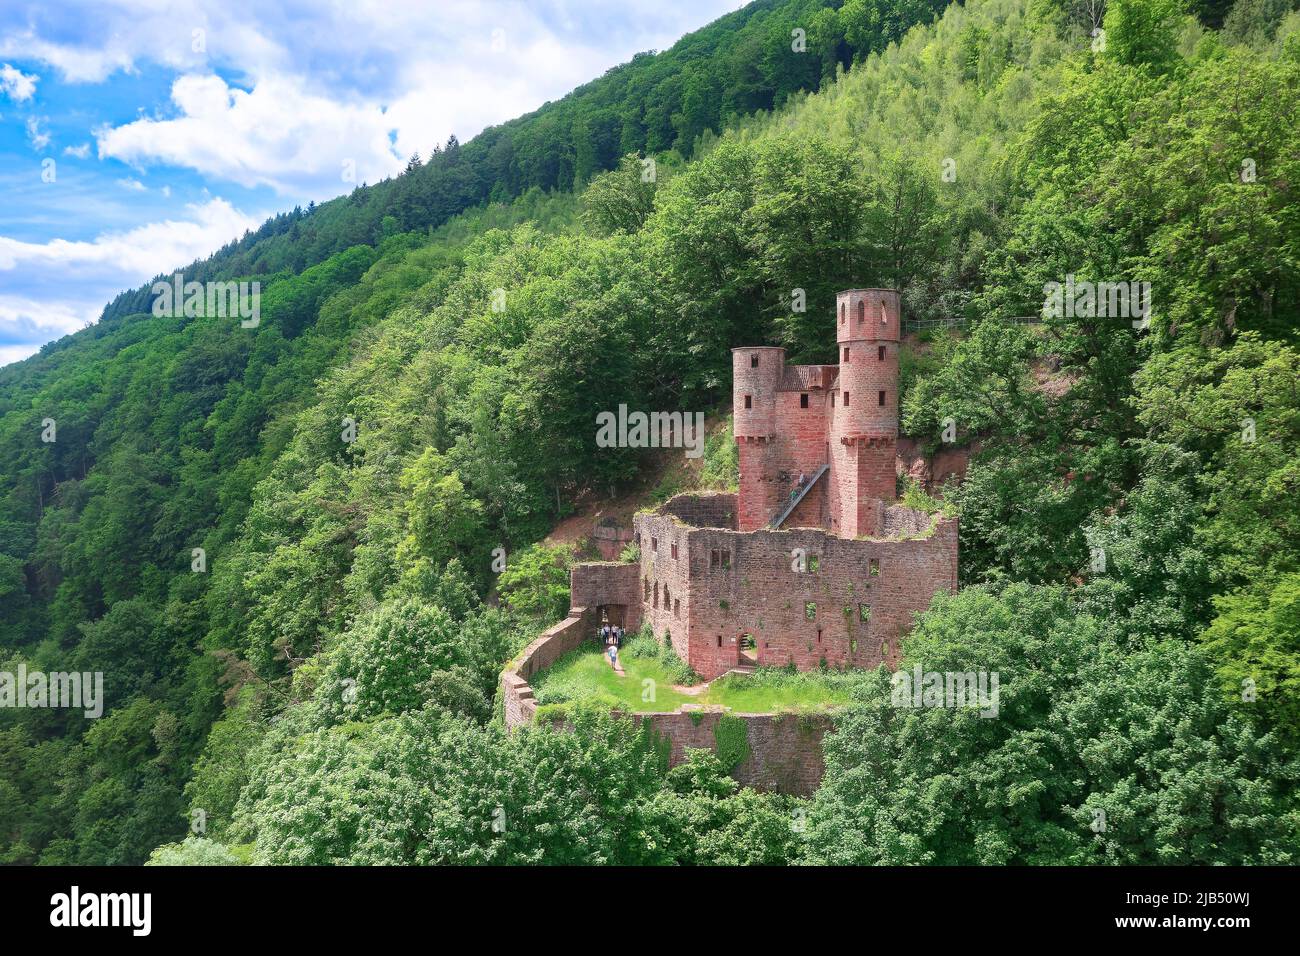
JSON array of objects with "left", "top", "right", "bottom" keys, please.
[{"left": 598, "top": 604, "right": 626, "bottom": 628}]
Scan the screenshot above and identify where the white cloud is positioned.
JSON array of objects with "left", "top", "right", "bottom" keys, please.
[
  {"left": 0, "top": 197, "right": 263, "bottom": 366},
  {"left": 49, "top": 1, "right": 744, "bottom": 197},
  {"left": 0, "top": 0, "right": 748, "bottom": 363},
  {"left": 0, "top": 62, "right": 37, "bottom": 101},
  {"left": 0, "top": 30, "right": 134, "bottom": 83},
  {"left": 26, "top": 116, "right": 50, "bottom": 150},
  {"left": 96, "top": 73, "right": 405, "bottom": 197},
  {"left": 0, "top": 297, "right": 96, "bottom": 364},
  {"left": 0, "top": 197, "right": 259, "bottom": 277}
]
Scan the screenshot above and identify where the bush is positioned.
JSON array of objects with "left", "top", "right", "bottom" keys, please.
[
  {"left": 497, "top": 542, "right": 576, "bottom": 622},
  {"left": 624, "top": 626, "right": 699, "bottom": 685},
  {"left": 145, "top": 837, "right": 244, "bottom": 866},
  {"left": 698, "top": 417, "right": 739, "bottom": 491}
]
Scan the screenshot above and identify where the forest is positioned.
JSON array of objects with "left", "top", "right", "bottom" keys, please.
[{"left": 1, "top": 0, "right": 1298, "bottom": 865}]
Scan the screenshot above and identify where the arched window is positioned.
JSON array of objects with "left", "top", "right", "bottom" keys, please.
[
  {"left": 880, "top": 299, "right": 888, "bottom": 324},
  {"left": 857, "top": 300, "right": 865, "bottom": 324},
  {"left": 839, "top": 303, "right": 845, "bottom": 325}
]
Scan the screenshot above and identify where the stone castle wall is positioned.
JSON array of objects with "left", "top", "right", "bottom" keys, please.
[
  {"left": 498, "top": 595, "right": 832, "bottom": 795},
  {"left": 500, "top": 607, "right": 595, "bottom": 727},
  {"left": 638, "top": 709, "right": 830, "bottom": 796},
  {"left": 635, "top": 494, "right": 957, "bottom": 679}
]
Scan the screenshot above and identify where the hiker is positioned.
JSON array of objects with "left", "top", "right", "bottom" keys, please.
[{"left": 606, "top": 632, "right": 619, "bottom": 667}]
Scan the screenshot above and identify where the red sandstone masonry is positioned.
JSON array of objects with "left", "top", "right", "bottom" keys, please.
[
  {"left": 498, "top": 288, "right": 957, "bottom": 797},
  {"left": 592, "top": 522, "right": 634, "bottom": 560},
  {"left": 498, "top": 566, "right": 830, "bottom": 795},
  {"left": 570, "top": 561, "right": 642, "bottom": 631},
  {"left": 634, "top": 493, "right": 957, "bottom": 680},
  {"left": 635, "top": 709, "right": 830, "bottom": 796},
  {"left": 501, "top": 608, "right": 595, "bottom": 727}
]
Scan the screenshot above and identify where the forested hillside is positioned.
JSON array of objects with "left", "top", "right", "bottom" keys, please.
[
  {"left": 9, "top": 0, "right": 953, "bottom": 339},
  {"left": 2, "top": 0, "right": 1299, "bottom": 865}
]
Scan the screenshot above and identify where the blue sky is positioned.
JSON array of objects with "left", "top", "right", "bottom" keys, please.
[{"left": 0, "top": 0, "right": 746, "bottom": 366}]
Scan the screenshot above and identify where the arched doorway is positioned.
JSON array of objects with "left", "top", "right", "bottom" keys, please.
[{"left": 597, "top": 604, "right": 627, "bottom": 645}]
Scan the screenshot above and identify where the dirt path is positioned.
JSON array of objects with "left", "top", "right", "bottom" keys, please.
[{"left": 603, "top": 649, "right": 625, "bottom": 676}]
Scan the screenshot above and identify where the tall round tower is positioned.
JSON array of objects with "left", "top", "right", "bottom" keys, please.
[
  {"left": 830, "top": 290, "right": 900, "bottom": 536},
  {"left": 731, "top": 346, "right": 784, "bottom": 440},
  {"left": 732, "top": 346, "right": 785, "bottom": 531}
]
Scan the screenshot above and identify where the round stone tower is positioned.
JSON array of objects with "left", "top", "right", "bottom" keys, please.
[
  {"left": 731, "top": 346, "right": 785, "bottom": 440},
  {"left": 835, "top": 290, "right": 900, "bottom": 435},
  {"left": 732, "top": 346, "right": 785, "bottom": 531},
  {"left": 831, "top": 290, "right": 900, "bottom": 536}
]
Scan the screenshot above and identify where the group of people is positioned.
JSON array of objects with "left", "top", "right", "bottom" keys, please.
[{"left": 599, "top": 622, "right": 625, "bottom": 666}]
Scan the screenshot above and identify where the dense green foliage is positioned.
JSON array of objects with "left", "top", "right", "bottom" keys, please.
[
  {"left": 803, "top": 585, "right": 1299, "bottom": 864},
  {"left": 1, "top": 0, "right": 1298, "bottom": 864}
]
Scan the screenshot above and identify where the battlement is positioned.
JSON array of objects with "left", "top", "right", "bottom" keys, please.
[
  {"left": 835, "top": 289, "right": 901, "bottom": 344},
  {"left": 734, "top": 290, "right": 902, "bottom": 535}
]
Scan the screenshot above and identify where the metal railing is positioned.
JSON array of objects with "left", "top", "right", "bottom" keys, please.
[{"left": 770, "top": 463, "right": 830, "bottom": 529}]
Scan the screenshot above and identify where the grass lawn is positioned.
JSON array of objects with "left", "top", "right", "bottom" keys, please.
[
  {"left": 698, "top": 670, "right": 856, "bottom": 712},
  {"left": 531, "top": 645, "right": 861, "bottom": 714},
  {"left": 531, "top": 646, "right": 696, "bottom": 712}
]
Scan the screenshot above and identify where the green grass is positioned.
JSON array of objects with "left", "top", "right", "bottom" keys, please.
[
  {"left": 531, "top": 645, "right": 861, "bottom": 714},
  {"left": 697, "top": 669, "right": 856, "bottom": 713},
  {"left": 531, "top": 646, "right": 696, "bottom": 712}
]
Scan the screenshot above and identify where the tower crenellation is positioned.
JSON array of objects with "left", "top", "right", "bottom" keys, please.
[{"left": 732, "top": 289, "right": 903, "bottom": 536}]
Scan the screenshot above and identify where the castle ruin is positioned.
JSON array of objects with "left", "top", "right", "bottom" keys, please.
[{"left": 575, "top": 289, "right": 959, "bottom": 680}]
